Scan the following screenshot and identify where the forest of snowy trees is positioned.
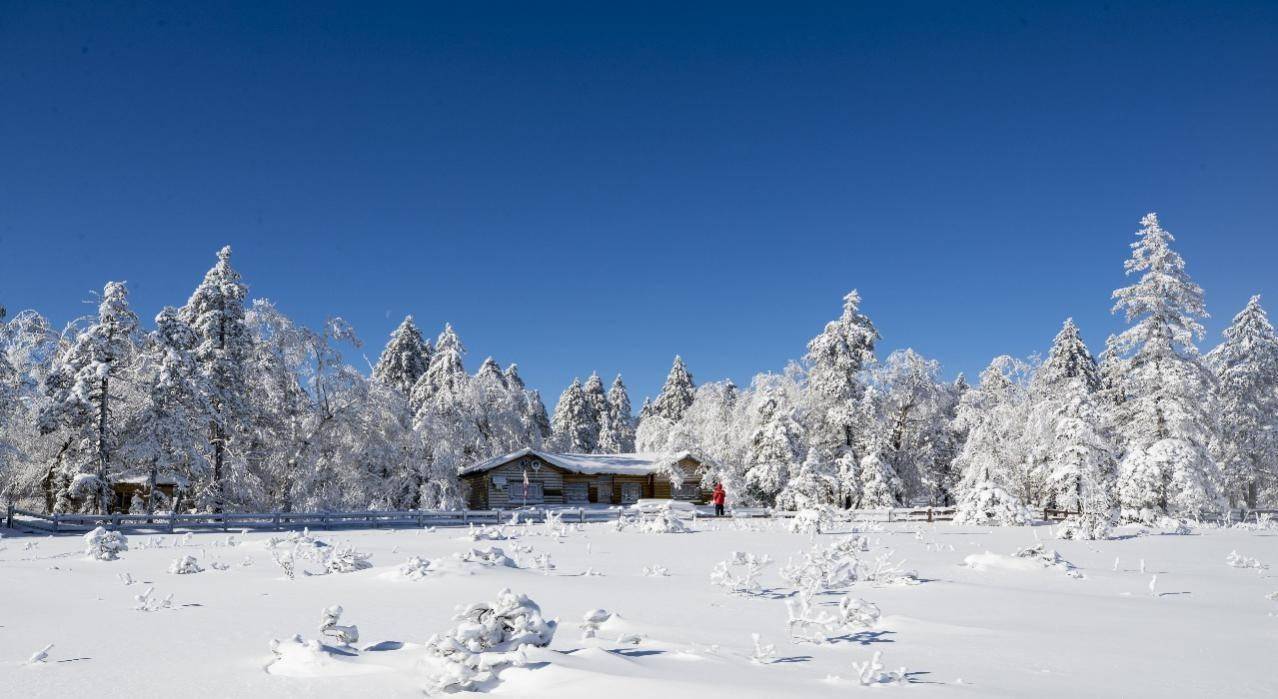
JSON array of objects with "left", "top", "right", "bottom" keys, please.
[{"left": 1, "top": 213, "right": 1276, "bottom": 524}]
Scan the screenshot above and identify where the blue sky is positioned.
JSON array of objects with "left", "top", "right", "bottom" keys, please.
[{"left": 2, "top": 1, "right": 1276, "bottom": 404}]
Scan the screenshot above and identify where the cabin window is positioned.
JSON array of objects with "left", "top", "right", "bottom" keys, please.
[
  {"left": 674, "top": 482, "right": 701, "bottom": 500},
  {"left": 564, "top": 482, "right": 589, "bottom": 504},
  {"left": 620, "top": 482, "right": 642, "bottom": 504},
  {"left": 506, "top": 482, "right": 544, "bottom": 505}
]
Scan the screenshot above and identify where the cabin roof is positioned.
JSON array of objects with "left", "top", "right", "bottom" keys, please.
[{"left": 459, "top": 448, "right": 698, "bottom": 477}]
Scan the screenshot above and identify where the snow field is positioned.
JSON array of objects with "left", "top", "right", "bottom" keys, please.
[{"left": 2, "top": 519, "right": 1277, "bottom": 697}]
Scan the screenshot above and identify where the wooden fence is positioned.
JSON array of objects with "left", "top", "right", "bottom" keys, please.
[{"left": 4, "top": 504, "right": 958, "bottom": 534}]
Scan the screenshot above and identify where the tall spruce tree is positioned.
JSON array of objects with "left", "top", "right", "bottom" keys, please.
[
  {"left": 39, "top": 281, "right": 140, "bottom": 513},
  {"left": 1028, "top": 319, "right": 1116, "bottom": 528},
  {"left": 550, "top": 378, "right": 597, "bottom": 452},
  {"left": 1207, "top": 296, "right": 1278, "bottom": 507},
  {"left": 599, "top": 374, "right": 635, "bottom": 453},
  {"left": 373, "top": 315, "right": 431, "bottom": 396},
  {"left": 1109, "top": 213, "right": 1222, "bottom": 520},
  {"left": 180, "top": 246, "right": 252, "bottom": 511},
  {"left": 651, "top": 356, "right": 695, "bottom": 422}
]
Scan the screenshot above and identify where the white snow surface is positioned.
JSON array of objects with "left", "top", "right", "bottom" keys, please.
[{"left": 2, "top": 520, "right": 1276, "bottom": 697}]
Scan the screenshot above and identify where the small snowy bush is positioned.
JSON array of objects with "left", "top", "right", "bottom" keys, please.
[
  {"left": 578, "top": 608, "right": 612, "bottom": 639},
  {"left": 852, "top": 650, "right": 908, "bottom": 686},
  {"left": 84, "top": 527, "right": 129, "bottom": 561},
  {"left": 1226, "top": 550, "right": 1266, "bottom": 570},
  {"left": 467, "top": 524, "right": 510, "bottom": 542},
  {"left": 167, "top": 554, "right": 204, "bottom": 575},
  {"left": 786, "top": 593, "right": 881, "bottom": 643},
  {"left": 319, "top": 605, "right": 359, "bottom": 645},
  {"left": 457, "top": 546, "right": 517, "bottom": 568},
  {"left": 1055, "top": 511, "right": 1115, "bottom": 541},
  {"left": 639, "top": 509, "right": 690, "bottom": 534},
  {"left": 134, "top": 586, "right": 173, "bottom": 612},
  {"left": 642, "top": 564, "right": 670, "bottom": 577},
  {"left": 750, "top": 633, "right": 776, "bottom": 664},
  {"left": 422, "top": 588, "right": 558, "bottom": 692},
  {"left": 1013, "top": 543, "right": 1083, "bottom": 578},
  {"left": 709, "top": 551, "right": 773, "bottom": 595},
  {"left": 952, "top": 483, "right": 1032, "bottom": 526},
  {"left": 323, "top": 545, "right": 373, "bottom": 574},
  {"left": 400, "top": 556, "right": 433, "bottom": 580},
  {"left": 787, "top": 507, "right": 835, "bottom": 536}
]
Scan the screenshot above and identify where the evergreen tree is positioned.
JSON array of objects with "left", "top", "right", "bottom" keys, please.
[
  {"left": 651, "top": 356, "right": 695, "bottom": 422},
  {"left": 39, "top": 282, "right": 140, "bottom": 513},
  {"left": 180, "top": 246, "right": 252, "bottom": 511},
  {"left": 581, "top": 372, "right": 609, "bottom": 452},
  {"left": 550, "top": 378, "right": 597, "bottom": 452},
  {"left": 952, "top": 356, "right": 1035, "bottom": 519},
  {"left": 742, "top": 374, "right": 804, "bottom": 507},
  {"left": 410, "top": 323, "right": 468, "bottom": 413},
  {"left": 1207, "top": 296, "right": 1278, "bottom": 507},
  {"left": 1109, "top": 213, "right": 1221, "bottom": 520},
  {"left": 599, "top": 374, "right": 635, "bottom": 453},
  {"left": 803, "top": 291, "right": 878, "bottom": 488},
  {"left": 372, "top": 315, "right": 431, "bottom": 396},
  {"left": 119, "top": 308, "right": 209, "bottom": 513},
  {"left": 1027, "top": 319, "right": 1116, "bottom": 524}
]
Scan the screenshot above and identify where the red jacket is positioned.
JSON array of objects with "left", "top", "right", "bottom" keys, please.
[{"left": 711, "top": 486, "right": 726, "bottom": 505}]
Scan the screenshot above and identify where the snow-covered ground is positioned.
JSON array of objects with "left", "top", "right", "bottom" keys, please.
[{"left": 3, "top": 516, "right": 1276, "bottom": 697}]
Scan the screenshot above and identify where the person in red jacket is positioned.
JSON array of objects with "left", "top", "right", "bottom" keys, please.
[{"left": 711, "top": 483, "right": 726, "bottom": 517}]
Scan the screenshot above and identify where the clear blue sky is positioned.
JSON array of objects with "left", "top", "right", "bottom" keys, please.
[{"left": 2, "top": 1, "right": 1276, "bottom": 404}]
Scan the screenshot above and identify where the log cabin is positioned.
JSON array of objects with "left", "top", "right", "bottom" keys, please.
[{"left": 459, "top": 448, "right": 711, "bottom": 509}]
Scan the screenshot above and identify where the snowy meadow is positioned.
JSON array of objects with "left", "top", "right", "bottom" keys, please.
[{"left": 4, "top": 515, "right": 1277, "bottom": 697}]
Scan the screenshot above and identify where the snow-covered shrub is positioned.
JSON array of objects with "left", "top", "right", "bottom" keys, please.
[
  {"left": 578, "top": 609, "right": 612, "bottom": 639},
  {"left": 639, "top": 509, "right": 690, "bottom": 534},
  {"left": 852, "top": 650, "right": 908, "bottom": 686},
  {"left": 709, "top": 551, "right": 773, "bottom": 595},
  {"left": 134, "top": 586, "right": 173, "bottom": 612},
  {"left": 272, "top": 550, "right": 296, "bottom": 579},
  {"left": 167, "top": 554, "right": 204, "bottom": 575},
  {"left": 1013, "top": 543, "right": 1083, "bottom": 578},
  {"left": 84, "top": 527, "right": 129, "bottom": 561},
  {"left": 856, "top": 549, "right": 920, "bottom": 586},
  {"left": 467, "top": 524, "right": 510, "bottom": 542},
  {"left": 750, "top": 633, "right": 776, "bottom": 664},
  {"left": 642, "top": 564, "right": 670, "bottom": 577},
  {"left": 457, "top": 546, "right": 517, "bottom": 568},
  {"left": 786, "top": 593, "right": 881, "bottom": 643},
  {"left": 1055, "top": 511, "right": 1114, "bottom": 541},
  {"left": 400, "top": 556, "right": 433, "bottom": 580},
  {"left": 323, "top": 545, "right": 372, "bottom": 574},
  {"left": 522, "top": 552, "right": 555, "bottom": 575},
  {"left": 788, "top": 507, "right": 835, "bottom": 536},
  {"left": 1226, "top": 550, "right": 1266, "bottom": 570},
  {"left": 952, "top": 483, "right": 1031, "bottom": 526},
  {"left": 422, "top": 589, "right": 558, "bottom": 693},
  {"left": 319, "top": 605, "right": 359, "bottom": 645}
]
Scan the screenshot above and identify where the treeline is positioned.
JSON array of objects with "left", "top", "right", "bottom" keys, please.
[{"left": 1, "top": 213, "right": 1275, "bottom": 526}]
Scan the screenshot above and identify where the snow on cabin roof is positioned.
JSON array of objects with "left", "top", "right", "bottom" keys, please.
[
  {"left": 109, "top": 471, "right": 189, "bottom": 487},
  {"left": 459, "top": 448, "right": 698, "bottom": 477}
]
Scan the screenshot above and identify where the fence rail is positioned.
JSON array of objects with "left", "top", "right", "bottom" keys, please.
[{"left": 4, "top": 504, "right": 965, "bottom": 534}]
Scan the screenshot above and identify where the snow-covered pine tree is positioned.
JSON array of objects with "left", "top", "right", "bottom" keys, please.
[
  {"left": 1027, "top": 319, "right": 1116, "bottom": 522},
  {"left": 951, "top": 356, "right": 1034, "bottom": 523},
  {"left": 410, "top": 324, "right": 471, "bottom": 507},
  {"left": 180, "top": 246, "right": 253, "bottom": 512},
  {"left": 742, "top": 373, "right": 805, "bottom": 507},
  {"left": 581, "top": 372, "right": 608, "bottom": 452},
  {"left": 410, "top": 323, "right": 468, "bottom": 413},
  {"left": 38, "top": 282, "right": 141, "bottom": 513},
  {"left": 652, "top": 356, "right": 695, "bottom": 422},
  {"left": 1207, "top": 296, "right": 1278, "bottom": 508},
  {"left": 372, "top": 315, "right": 431, "bottom": 397},
  {"left": 119, "top": 307, "right": 209, "bottom": 513},
  {"left": 1109, "top": 213, "right": 1222, "bottom": 521},
  {"left": 862, "top": 349, "right": 953, "bottom": 505},
  {"left": 549, "top": 378, "right": 598, "bottom": 452},
  {"left": 802, "top": 291, "right": 878, "bottom": 505},
  {"left": 500, "top": 364, "right": 549, "bottom": 445},
  {"left": 599, "top": 374, "right": 635, "bottom": 453}
]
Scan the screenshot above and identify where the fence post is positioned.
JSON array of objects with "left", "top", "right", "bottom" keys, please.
[
  {"left": 579, "top": 507, "right": 585, "bottom": 524},
  {"left": 886, "top": 509, "right": 893, "bottom": 524},
  {"left": 168, "top": 514, "right": 175, "bottom": 534},
  {"left": 274, "top": 512, "right": 281, "bottom": 531},
  {"left": 52, "top": 513, "right": 60, "bottom": 534}
]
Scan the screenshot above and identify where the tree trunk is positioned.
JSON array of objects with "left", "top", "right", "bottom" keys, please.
[{"left": 98, "top": 376, "right": 110, "bottom": 514}]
